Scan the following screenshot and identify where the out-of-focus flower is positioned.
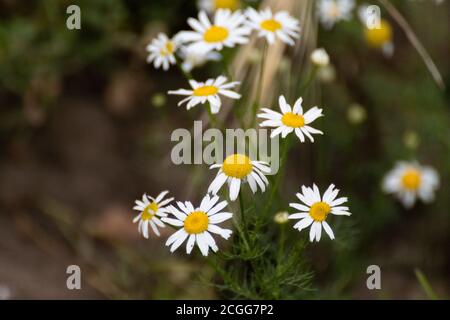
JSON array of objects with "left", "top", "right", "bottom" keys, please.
[
  {"left": 317, "top": 0, "right": 355, "bottom": 29},
  {"left": 382, "top": 161, "right": 439, "bottom": 209},
  {"left": 168, "top": 76, "right": 240, "bottom": 114},
  {"left": 178, "top": 46, "right": 221, "bottom": 72},
  {"left": 258, "top": 95, "right": 324, "bottom": 142},
  {"left": 151, "top": 92, "right": 167, "bottom": 108},
  {"left": 162, "top": 194, "right": 233, "bottom": 256},
  {"left": 274, "top": 211, "right": 289, "bottom": 224},
  {"left": 364, "top": 19, "right": 394, "bottom": 56},
  {"left": 198, "top": 0, "right": 240, "bottom": 14},
  {"left": 317, "top": 64, "right": 336, "bottom": 83},
  {"left": 146, "top": 33, "right": 179, "bottom": 70},
  {"left": 289, "top": 184, "right": 351, "bottom": 242},
  {"left": 347, "top": 103, "right": 367, "bottom": 125},
  {"left": 245, "top": 8, "right": 300, "bottom": 46},
  {"left": 132, "top": 191, "right": 174, "bottom": 238},
  {"left": 176, "top": 10, "right": 250, "bottom": 53},
  {"left": 403, "top": 130, "right": 420, "bottom": 150},
  {"left": 310, "top": 48, "right": 330, "bottom": 67},
  {"left": 208, "top": 154, "right": 271, "bottom": 201},
  {"left": 358, "top": 6, "right": 394, "bottom": 57}
]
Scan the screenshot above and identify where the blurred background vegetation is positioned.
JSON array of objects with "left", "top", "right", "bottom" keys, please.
[{"left": 0, "top": 0, "right": 448, "bottom": 299}]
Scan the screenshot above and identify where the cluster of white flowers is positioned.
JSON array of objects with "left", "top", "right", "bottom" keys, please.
[
  {"left": 147, "top": 7, "right": 300, "bottom": 73},
  {"left": 135, "top": 3, "right": 441, "bottom": 259}
]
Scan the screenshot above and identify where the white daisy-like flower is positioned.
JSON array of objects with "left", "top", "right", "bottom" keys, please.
[
  {"left": 317, "top": 0, "right": 355, "bottom": 30},
  {"left": 162, "top": 194, "right": 233, "bottom": 256},
  {"left": 257, "top": 95, "right": 324, "bottom": 142},
  {"left": 176, "top": 9, "right": 250, "bottom": 53},
  {"left": 178, "top": 46, "right": 221, "bottom": 73},
  {"left": 146, "top": 33, "right": 179, "bottom": 71},
  {"left": 198, "top": 0, "right": 240, "bottom": 14},
  {"left": 310, "top": 48, "right": 330, "bottom": 67},
  {"left": 382, "top": 161, "right": 440, "bottom": 209},
  {"left": 208, "top": 153, "right": 271, "bottom": 201},
  {"left": 168, "top": 76, "right": 240, "bottom": 114},
  {"left": 132, "top": 191, "right": 174, "bottom": 238},
  {"left": 245, "top": 8, "right": 300, "bottom": 46},
  {"left": 289, "top": 184, "right": 351, "bottom": 242}
]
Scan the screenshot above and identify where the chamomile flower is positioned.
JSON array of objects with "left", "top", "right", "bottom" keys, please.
[
  {"left": 146, "top": 33, "right": 179, "bottom": 71},
  {"left": 198, "top": 0, "right": 240, "bottom": 14},
  {"left": 178, "top": 46, "right": 221, "bottom": 73},
  {"left": 317, "top": 0, "right": 355, "bottom": 30},
  {"left": 245, "top": 8, "right": 300, "bottom": 46},
  {"left": 382, "top": 161, "right": 439, "bottom": 209},
  {"left": 168, "top": 76, "right": 240, "bottom": 114},
  {"left": 132, "top": 191, "right": 174, "bottom": 238},
  {"left": 258, "top": 95, "right": 324, "bottom": 142},
  {"left": 358, "top": 5, "right": 394, "bottom": 56},
  {"left": 162, "top": 194, "right": 233, "bottom": 256},
  {"left": 208, "top": 154, "right": 271, "bottom": 201},
  {"left": 289, "top": 184, "right": 351, "bottom": 242},
  {"left": 177, "top": 9, "right": 250, "bottom": 53}
]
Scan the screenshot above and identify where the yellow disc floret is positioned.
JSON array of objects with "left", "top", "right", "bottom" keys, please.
[
  {"left": 184, "top": 211, "right": 209, "bottom": 234},
  {"left": 142, "top": 202, "right": 159, "bottom": 220},
  {"left": 281, "top": 112, "right": 305, "bottom": 128},
  {"left": 214, "top": 0, "right": 239, "bottom": 11},
  {"left": 260, "top": 19, "right": 282, "bottom": 32},
  {"left": 222, "top": 154, "right": 253, "bottom": 179},
  {"left": 160, "top": 41, "right": 174, "bottom": 56},
  {"left": 193, "top": 85, "right": 219, "bottom": 96},
  {"left": 309, "top": 202, "right": 331, "bottom": 222},
  {"left": 364, "top": 19, "right": 392, "bottom": 48},
  {"left": 204, "top": 26, "right": 229, "bottom": 43},
  {"left": 401, "top": 169, "right": 421, "bottom": 191}
]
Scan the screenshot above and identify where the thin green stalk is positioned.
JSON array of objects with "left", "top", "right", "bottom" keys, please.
[
  {"left": 299, "top": 66, "right": 318, "bottom": 95},
  {"left": 414, "top": 268, "right": 439, "bottom": 300},
  {"left": 250, "top": 42, "right": 268, "bottom": 128},
  {"left": 239, "top": 190, "right": 246, "bottom": 228},
  {"left": 264, "top": 135, "right": 293, "bottom": 216}
]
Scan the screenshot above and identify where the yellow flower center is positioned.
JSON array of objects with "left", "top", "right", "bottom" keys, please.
[
  {"left": 142, "top": 202, "right": 158, "bottom": 220},
  {"left": 365, "top": 19, "right": 392, "bottom": 48},
  {"left": 214, "top": 0, "right": 239, "bottom": 10},
  {"left": 184, "top": 211, "right": 209, "bottom": 234},
  {"left": 160, "top": 41, "right": 174, "bottom": 56},
  {"left": 222, "top": 154, "right": 253, "bottom": 179},
  {"left": 401, "top": 169, "right": 421, "bottom": 191},
  {"left": 204, "top": 26, "right": 229, "bottom": 43},
  {"left": 193, "top": 85, "right": 219, "bottom": 96},
  {"left": 309, "top": 202, "right": 331, "bottom": 222},
  {"left": 281, "top": 112, "right": 305, "bottom": 128},
  {"left": 260, "top": 19, "right": 282, "bottom": 32}
]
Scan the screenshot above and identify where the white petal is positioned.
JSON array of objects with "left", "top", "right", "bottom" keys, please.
[
  {"left": 186, "top": 234, "right": 196, "bottom": 254},
  {"left": 196, "top": 233, "right": 209, "bottom": 256},
  {"left": 208, "top": 224, "right": 232, "bottom": 239},
  {"left": 322, "top": 221, "right": 335, "bottom": 240},
  {"left": 209, "top": 212, "right": 233, "bottom": 224},
  {"left": 229, "top": 178, "right": 241, "bottom": 201}
]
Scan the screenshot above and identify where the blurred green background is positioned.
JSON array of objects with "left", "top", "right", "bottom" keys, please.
[{"left": 0, "top": 0, "right": 448, "bottom": 299}]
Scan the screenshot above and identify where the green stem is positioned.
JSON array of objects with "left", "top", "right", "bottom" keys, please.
[
  {"left": 250, "top": 42, "right": 268, "bottom": 128},
  {"left": 237, "top": 191, "right": 251, "bottom": 252},
  {"left": 299, "top": 66, "right": 318, "bottom": 95},
  {"left": 239, "top": 190, "right": 246, "bottom": 228},
  {"left": 414, "top": 268, "right": 439, "bottom": 300},
  {"left": 264, "top": 135, "right": 293, "bottom": 216}
]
